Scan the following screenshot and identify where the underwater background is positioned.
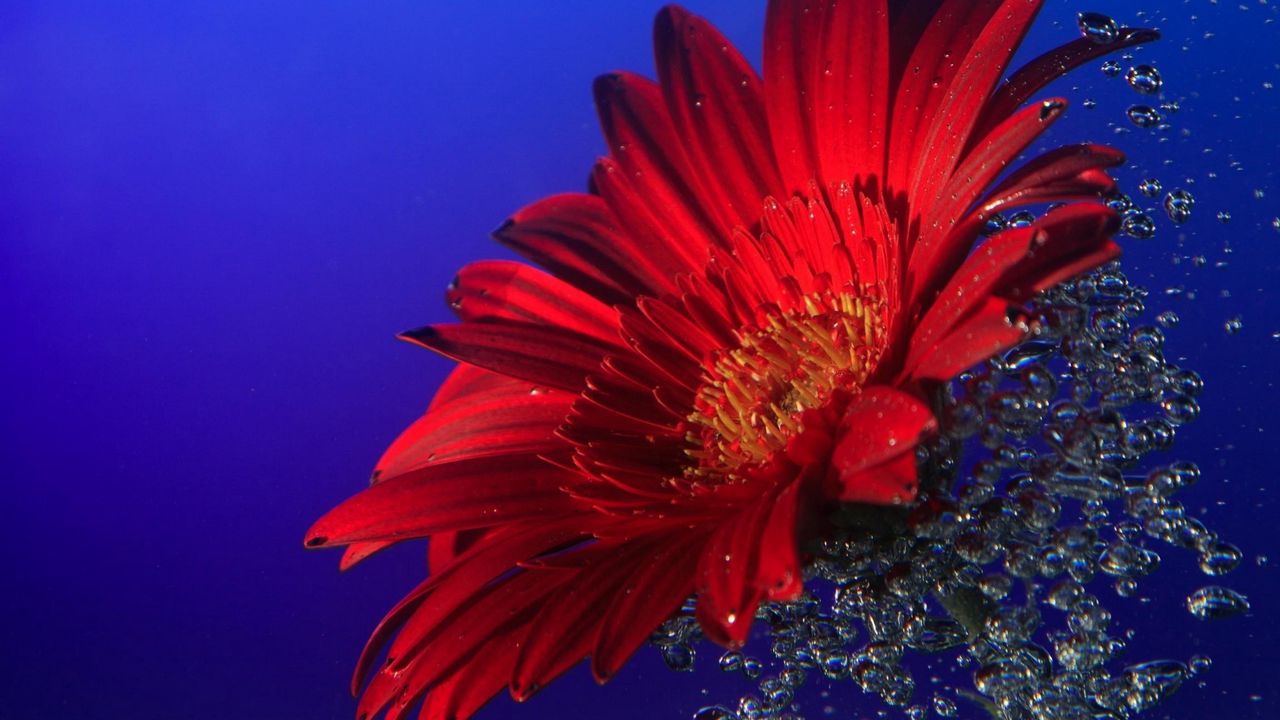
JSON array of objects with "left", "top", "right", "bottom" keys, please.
[{"left": 3, "top": 1, "right": 1277, "bottom": 718}]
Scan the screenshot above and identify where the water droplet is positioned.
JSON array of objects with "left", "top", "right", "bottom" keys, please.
[
  {"left": 1216, "top": 210, "right": 1231, "bottom": 223},
  {"left": 1163, "top": 189, "right": 1195, "bottom": 224},
  {"left": 661, "top": 643, "right": 696, "bottom": 672},
  {"left": 1121, "top": 213, "right": 1157, "bottom": 239},
  {"left": 1186, "top": 586, "right": 1250, "bottom": 620},
  {"left": 1114, "top": 577, "right": 1139, "bottom": 597},
  {"left": 983, "top": 213, "right": 1008, "bottom": 236},
  {"left": 1161, "top": 395, "right": 1200, "bottom": 424},
  {"left": 1138, "top": 178, "right": 1163, "bottom": 197},
  {"left": 693, "top": 706, "right": 738, "bottom": 720},
  {"left": 1127, "top": 105, "right": 1162, "bottom": 128},
  {"left": 718, "top": 650, "right": 743, "bottom": 673},
  {"left": 1078, "top": 12, "right": 1121, "bottom": 44},
  {"left": 1199, "top": 541, "right": 1243, "bottom": 576},
  {"left": 1224, "top": 316, "right": 1243, "bottom": 335},
  {"left": 1009, "top": 210, "right": 1036, "bottom": 228},
  {"left": 1101, "top": 59, "right": 1122, "bottom": 77},
  {"left": 1126, "top": 65, "right": 1163, "bottom": 94}
]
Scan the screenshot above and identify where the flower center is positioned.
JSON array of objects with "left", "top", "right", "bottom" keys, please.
[{"left": 686, "top": 289, "right": 887, "bottom": 480}]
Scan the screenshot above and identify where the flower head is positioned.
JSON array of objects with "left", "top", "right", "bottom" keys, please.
[{"left": 306, "top": 2, "right": 1156, "bottom": 718}]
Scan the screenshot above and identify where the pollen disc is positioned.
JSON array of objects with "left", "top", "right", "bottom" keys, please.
[{"left": 686, "top": 289, "right": 888, "bottom": 479}]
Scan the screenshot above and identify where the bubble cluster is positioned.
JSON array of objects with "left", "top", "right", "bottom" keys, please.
[{"left": 654, "top": 266, "right": 1247, "bottom": 720}]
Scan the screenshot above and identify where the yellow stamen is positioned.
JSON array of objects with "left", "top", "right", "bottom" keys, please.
[{"left": 685, "top": 288, "right": 887, "bottom": 481}]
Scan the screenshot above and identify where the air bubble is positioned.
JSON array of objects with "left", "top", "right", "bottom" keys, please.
[
  {"left": 1126, "top": 65, "right": 1163, "bottom": 94},
  {"left": 1161, "top": 395, "right": 1200, "bottom": 425},
  {"left": 1163, "top": 189, "right": 1195, "bottom": 224},
  {"left": 1186, "top": 586, "right": 1250, "bottom": 620},
  {"left": 1198, "top": 541, "right": 1243, "bottom": 576},
  {"left": 718, "top": 650, "right": 743, "bottom": 673},
  {"left": 1079, "top": 13, "right": 1121, "bottom": 44},
  {"left": 1121, "top": 213, "right": 1157, "bottom": 239},
  {"left": 1008, "top": 210, "right": 1036, "bottom": 228},
  {"left": 1122, "top": 660, "right": 1188, "bottom": 712},
  {"left": 1127, "top": 105, "right": 1162, "bottom": 128},
  {"left": 661, "top": 644, "right": 696, "bottom": 672},
  {"left": 983, "top": 213, "right": 1008, "bottom": 236}
]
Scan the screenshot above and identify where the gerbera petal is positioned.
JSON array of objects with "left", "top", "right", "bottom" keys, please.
[
  {"left": 358, "top": 569, "right": 571, "bottom": 720},
  {"left": 374, "top": 369, "right": 570, "bottom": 481},
  {"left": 416, "top": 629, "right": 521, "bottom": 720},
  {"left": 837, "top": 451, "right": 920, "bottom": 508},
  {"left": 908, "top": 202, "right": 1122, "bottom": 375},
  {"left": 811, "top": 0, "right": 890, "bottom": 187},
  {"left": 909, "top": 99, "right": 1067, "bottom": 302},
  {"left": 992, "top": 207, "right": 1122, "bottom": 302},
  {"left": 492, "top": 193, "right": 668, "bottom": 303},
  {"left": 635, "top": 295, "right": 721, "bottom": 360},
  {"left": 906, "top": 223, "right": 1041, "bottom": 371},
  {"left": 510, "top": 539, "right": 661, "bottom": 701},
  {"left": 591, "top": 536, "right": 704, "bottom": 682},
  {"left": 447, "top": 260, "right": 620, "bottom": 345},
  {"left": 374, "top": 519, "right": 597, "bottom": 681},
  {"left": 305, "top": 455, "right": 581, "bottom": 547},
  {"left": 339, "top": 540, "right": 396, "bottom": 572},
  {"left": 913, "top": 147, "right": 1123, "bottom": 309},
  {"left": 762, "top": 0, "right": 825, "bottom": 196},
  {"left": 696, "top": 485, "right": 781, "bottom": 647},
  {"left": 593, "top": 71, "right": 722, "bottom": 258},
  {"left": 975, "top": 143, "right": 1124, "bottom": 218},
  {"left": 755, "top": 474, "right": 807, "bottom": 601},
  {"left": 345, "top": 575, "right": 436, "bottom": 696},
  {"left": 829, "top": 386, "right": 936, "bottom": 504},
  {"left": 904, "top": 0, "right": 1042, "bottom": 212},
  {"left": 907, "top": 297, "right": 1028, "bottom": 382},
  {"left": 400, "top": 321, "right": 620, "bottom": 394},
  {"left": 974, "top": 27, "right": 1161, "bottom": 142},
  {"left": 427, "top": 529, "right": 487, "bottom": 575},
  {"left": 425, "top": 363, "right": 506, "bottom": 412},
  {"left": 591, "top": 157, "right": 722, "bottom": 279},
  {"left": 887, "top": 0, "right": 1006, "bottom": 197},
  {"left": 654, "top": 6, "right": 784, "bottom": 230}
]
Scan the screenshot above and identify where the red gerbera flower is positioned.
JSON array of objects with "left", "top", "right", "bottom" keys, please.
[{"left": 307, "top": 2, "right": 1156, "bottom": 718}]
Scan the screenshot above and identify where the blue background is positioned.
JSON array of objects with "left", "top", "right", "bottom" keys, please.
[{"left": 3, "top": 2, "right": 1277, "bottom": 718}]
